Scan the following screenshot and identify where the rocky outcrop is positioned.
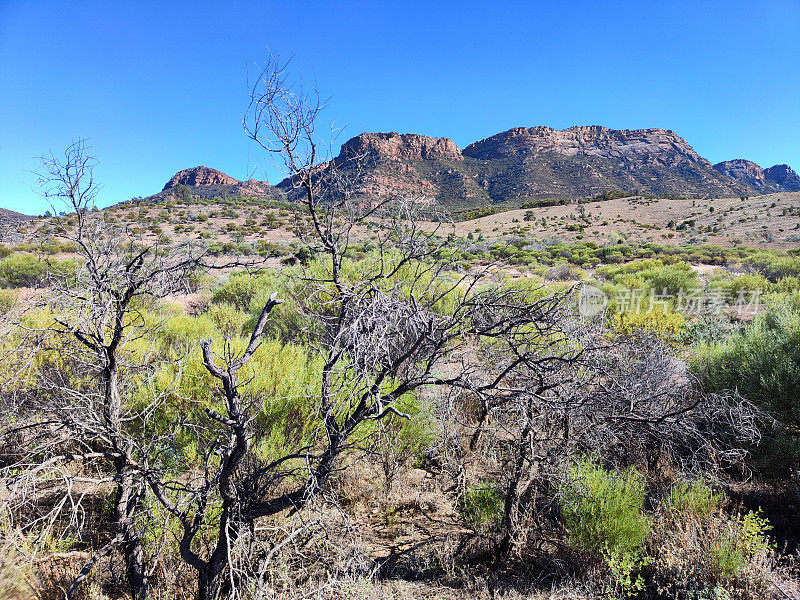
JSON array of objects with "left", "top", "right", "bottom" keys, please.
[
  {"left": 277, "top": 132, "right": 487, "bottom": 207},
  {"left": 713, "top": 160, "right": 800, "bottom": 193},
  {"left": 458, "top": 126, "right": 748, "bottom": 201},
  {"left": 764, "top": 164, "right": 800, "bottom": 191},
  {"left": 339, "top": 132, "right": 462, "bottom": 162},
  {"left": 163, "top": 166, "right": 242, "bottom": 191},
  {"left": 153, "top": 167, "right": 278, "bottom": 203},
  {"left": 713, "top": 160, "right": 766, "bottom": 189},
  {"left": 150, "top": 128, "right": 798, "bottom": 209},
  {"left": 464, "top": 126, "right": 707, "bottom": 164}
]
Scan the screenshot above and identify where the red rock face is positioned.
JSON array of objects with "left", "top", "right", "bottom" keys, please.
[
  {"left": 339, "top": 132, "right": 463, "bottom": 162},
  {"left": 463, "top": 126, "right": 707, "bottom": 164},
  {"left": 163, "top": 166, "right": 241, "bottom": 191}
]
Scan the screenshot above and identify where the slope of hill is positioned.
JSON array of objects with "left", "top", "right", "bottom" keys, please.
[{"left": 0, "top": 207, "right": 32, "bottom": 222}]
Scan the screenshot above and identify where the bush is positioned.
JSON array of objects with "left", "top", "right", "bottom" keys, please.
[
  {"left": 561, "top": 459, "right": 650, "bottom": 558},
  {"left": 743, "top": 252, "right": 800, "bottom": 282},
  {"left": 696, "top": 308, "right": 800, "bottom": 428},
  {"left": 462, "top": 483, "right": 504, "bottom": 529},
  {"left": 0, "top": 289, "right": 16, "bottom": 315},
  {"left": 651, "top": 504, "right": 775, "bottom": 598},
  {"left": 695, "top": 308, "right": 800, "bottom": 473},
  {"left": 0, "top": 253, "right": 45, "bottom": 287},
  {"left": 561, "top": 460, "right": 650, "bottom": 596},
  {"left": 666, "top": 481, "right": 726, "bottom": 520},
  {"left": 612, "top": 310, "right": 687, "bottom": 344},
  {"left": 642, "top": 263, "right": 699, "bottom": 297}
]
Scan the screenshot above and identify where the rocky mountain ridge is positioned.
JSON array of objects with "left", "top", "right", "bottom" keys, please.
[
  {"left": 149, "top": 127, "right": 799, "bottom": 208},
  {"left": 713, "top": 159, "right": 800, "bottom": 193},
  {"left": 463, "top": 126, "right": 706, "bottom": 162}
]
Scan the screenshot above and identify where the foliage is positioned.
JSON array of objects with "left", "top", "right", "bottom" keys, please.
[
  {"left": 0, "top": 252, "right": 45, "bottom": 287},
  {"left": 561, "top": 460, "right": 650, "bottom": 597},
  {"left": 612, "top": 310, "right": 687, "bottom": 344},
  {"left": 0, "top": 288, "right": 16, "bottom": 314},
  {"left": 665, "top": 481, "right": 726, "bottom": 520},
  {"left": 462, "top": 483, "right": 504, "bottom": 529},
  {"left": 651, "top": 503, "right": 776, "bottom": 599},
  {"left": 695, "top": 306, "right": 800, "bottom": 472},
  {"left": 561, "top": 459, "right": 650, "bottom": 557}
]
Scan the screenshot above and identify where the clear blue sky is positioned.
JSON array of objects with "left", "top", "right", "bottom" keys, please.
[{"left": 1, "top": 0, "right": 799, "bottom": 214}]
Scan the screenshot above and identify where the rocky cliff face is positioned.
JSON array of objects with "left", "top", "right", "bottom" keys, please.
[
  {"left": 163, "top": 166, "right": 242, "bottom": 191},
  {"left": 152, "top": 128, "right": 797, "bottom": 209},
  {"left": 282, "top": 132, "right": 488, "bottom": 206},
  {"left": 339, "top": 132, "right": 462, "bottom": 162},
  {"left": 459, "top": 126, "right": 748, "bottom": 201},
  {"left": 764, "top": 164, "right": 800, "bottom": 191},
  {"left": 464, "top": 126, "right": 707, "bottom": 164},
  {"left": 713, "top": 160, "right": 800, "bottom": 193},
  {"left": 277, "top": 126, "right": 769, "bottom": 207}
]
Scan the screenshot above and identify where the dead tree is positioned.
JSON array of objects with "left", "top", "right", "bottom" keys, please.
[
  {"left": 112, "top": 55, "right": 580, "bottom": 600},
  {"left": 0, "top": 141, "right": 207, "bottom": 600}
]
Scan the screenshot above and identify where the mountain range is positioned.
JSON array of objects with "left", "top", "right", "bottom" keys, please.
[
  {"left": 0, "top": 126, "right": 753, "bottom": 215},
  {"left": 154, "top": 126, "right": 799, "bottom": 210}
]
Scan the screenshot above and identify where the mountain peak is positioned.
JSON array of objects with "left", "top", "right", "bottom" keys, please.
[
  {"left": 713, "top": 160, "right": 800, "bottom": 193},
  {"left": 339, "top": 132, "right": 462, "bottom": 162},
  {"left": 163, "top": 166, "right": 242, "bottom": 191}
]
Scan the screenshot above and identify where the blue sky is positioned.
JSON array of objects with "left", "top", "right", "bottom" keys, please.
[{"left": 1, "top": 0, "right": 799, "bottom": 214}]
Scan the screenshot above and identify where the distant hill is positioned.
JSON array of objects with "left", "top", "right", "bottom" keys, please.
[
  {"left": 144, "top": 128, "right": 798, "bottom": 210},
  {"left": 713, "top": 159, "right": 800, "bottom": 194},
  {"left": 0, "top": 207, "right": 32, "bottom": 222},
  {"left": 143, "top": 166, "right": 285, "bottom": 203}
]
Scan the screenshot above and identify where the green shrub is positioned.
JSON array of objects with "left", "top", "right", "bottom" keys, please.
[
  {"left": 0, "top": 253, "right": 45, "bottom": 287},
  {"left": 562, "top": 460, "right": 650, "bottom": 596},
  {"left": 696, "top": 308, "right": 800, "bottom": 427},
  {"left": 743, "top": 252, "right": 800, "bottom": 282},
  {"left": 463, "top": 483, "right": 504, "bottom": 529},
  {"left": 0, "top": 289, "right": 16, "bottom": 314},
  {"left": 666, "top": 481, "right": 726, "bottom": 519},
  {"left": 561, "top": 459, "right": 650, "bottom": 558},
  {"left": 695, "top": 307, "right": 800, "bottom": 473},
  {"left": 642, "top": 263, "right": 699, "bottom": 297}
]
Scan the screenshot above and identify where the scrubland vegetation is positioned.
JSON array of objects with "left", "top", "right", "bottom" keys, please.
[{"left": 2, "top": 61, "right": 799, "bottom": 600}]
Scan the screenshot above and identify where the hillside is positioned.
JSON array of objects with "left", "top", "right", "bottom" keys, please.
[
  {"left": 0, "top": 207, "right": 31, "bottom": 221},
  {"left": 462, "top": 126, "right": 755, "bottom": 201}
]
